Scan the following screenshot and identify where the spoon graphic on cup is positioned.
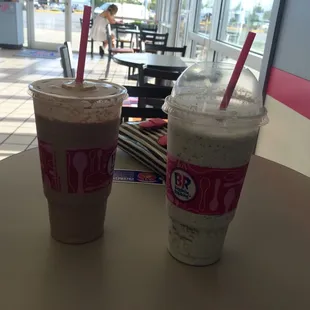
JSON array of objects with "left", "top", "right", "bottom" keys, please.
[
  {"left": 72, "top": 152, "right": 88, "bottom": 193},
  {"left": 209, "top": 179, "right": 221, "bottom": 211}
]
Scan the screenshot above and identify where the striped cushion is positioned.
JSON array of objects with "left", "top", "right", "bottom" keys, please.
[{"left": 118, "top": 122, "right": 167, "bottom": 178}]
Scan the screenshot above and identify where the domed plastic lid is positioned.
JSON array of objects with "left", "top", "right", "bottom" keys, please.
[{"left": 163, "top": 62, "right": 268, "bottom": 127}]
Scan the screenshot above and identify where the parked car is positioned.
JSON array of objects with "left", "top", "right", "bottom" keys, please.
[
  {"left": 50, "top": 3, "right": 61, "bottom": 11},
  {"left": 23, "top": 1, "right": 41, "bottom": 10},
  {"left": 73, "top": 4, "right": 84, "bottom": 11},
  {"left": 94, "top": 2, "right": 113, "bottom": 15},
  {"left": 34, "top": 2, "right": 41, "bottom": 9},
  {"left": 59, "top": 3, "right": 75, "bottom": 13}
]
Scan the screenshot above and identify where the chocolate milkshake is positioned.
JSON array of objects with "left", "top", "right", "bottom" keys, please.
[{"left": 29, "top": 79, "right": 127, "bottom": 244}]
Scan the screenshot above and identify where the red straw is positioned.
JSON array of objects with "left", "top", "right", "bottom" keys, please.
[
  {"left": 76, "top": 5, "right": 92, "bottom": 84},
  {"left": 219, "top": 32, "right": 256, "bottom": 110}
]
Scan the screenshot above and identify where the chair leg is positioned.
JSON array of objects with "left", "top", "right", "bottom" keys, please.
[
  {"left": 127, "top": 67, "right": 131, "bottom": 80},
  {"left": 99, "top": 46, "right": 104, "bottom": 58},
  {"left": 135, "top": 34, "right": 139, "bottom": 48},
  {"left": 105, "top": 56, "right": 112, "bottom": 79},
  {"left": 91, "top": 39, "right": 94, "bottom": 57},
  {"left": 138, "top": 97, "right": 147, "bottom": 121},
  {"left": 130, "top": 33, "right": 134, "bottom": 48}
]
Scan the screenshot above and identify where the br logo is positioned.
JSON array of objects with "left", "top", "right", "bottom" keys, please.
[{"left": 171, "top": 169, "right": 196, "bottom": 202}]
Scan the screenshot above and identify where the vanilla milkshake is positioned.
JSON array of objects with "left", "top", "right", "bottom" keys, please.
[
  {"left": 29, "top": 79, "right": 127, "bottom": 244},
  {"left": 163, "top": 63, "right": 268, "bottom": 265}
]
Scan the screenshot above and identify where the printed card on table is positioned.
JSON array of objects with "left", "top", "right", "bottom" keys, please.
[{"left": 113, "top": 170, "right": 164, "bottom": 185}]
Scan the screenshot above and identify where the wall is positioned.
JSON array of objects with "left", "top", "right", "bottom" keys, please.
[{"left": 256, "top": 0, "right": 310, "bottom": 177}]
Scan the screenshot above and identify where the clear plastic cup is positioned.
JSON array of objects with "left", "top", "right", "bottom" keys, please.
[
  {"left": 29, "top": 79, "right": 127, "bottom": 244},
  {"left": 162, "top": 62, "right": 268, "bottom": 266}
]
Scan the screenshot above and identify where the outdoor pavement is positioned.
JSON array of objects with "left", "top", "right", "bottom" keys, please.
[
  {"left": 23, "top": 10, "right": 87, "bottom": 51},
  {"left": 0, "top": 48, "right": 136, "bottom": 160},
  {"left": 23, "top": 11, "right": 142, "bottom": 52},
  {"left": 23, "top": 11, "right": 101, "bottom": 52}
]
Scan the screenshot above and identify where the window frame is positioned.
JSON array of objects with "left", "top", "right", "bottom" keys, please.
[
  {"left": 188, "top": 0, "right": 264, "bottom": 70},
  {"left": 156, "top": 0, "right": 280, "bottom": 75}
]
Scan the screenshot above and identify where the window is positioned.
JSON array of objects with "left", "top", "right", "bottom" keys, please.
[
  {"left": 195, "top": 43, "right": 208, "bottom": 59},
  {"left": 176, "top": 0, "right": 192, "bottom": 47},
  {"left": 216, "top": 53, "right": 236, "bottom": 64},
  {"left": 192, "top": 42, "right": 214, "bottom": 61},
  {"left": 196, "top": 0, "right": 215, "bottom": 36},
  {"left": 94, "top": 0, "right": 152, "bottom": 21},
  {"left": 218, "top": 0, "right": 274, "bottom": 54},
  {"left": 157, "top": 0, "right": 276, "bottom": 72},
  {"left": 164, "top": 1, "right": 173, "bottom": 24},
  {"left": 215, "top": 52, "right": 260, "bottom": 78}
]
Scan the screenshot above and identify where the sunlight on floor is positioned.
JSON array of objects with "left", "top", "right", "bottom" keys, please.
[{"left": 0, "top": 49, "right": 136, "bottom": 160}]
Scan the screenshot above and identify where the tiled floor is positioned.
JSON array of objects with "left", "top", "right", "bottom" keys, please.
[{"left": 0, "top": 48, "right": 136, "bottom": 161}]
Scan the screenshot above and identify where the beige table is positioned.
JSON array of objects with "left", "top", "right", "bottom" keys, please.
[{"left": 0, "top": 148, "right": 310, "bottom": 310}]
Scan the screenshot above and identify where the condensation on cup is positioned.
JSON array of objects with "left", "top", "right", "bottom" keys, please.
[{"left": 162, "top": 62, "right": 268, "bottom": 266}]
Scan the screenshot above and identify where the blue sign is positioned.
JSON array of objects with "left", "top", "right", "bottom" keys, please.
[{"left": 113, "top": 169, "right": 164, "bottom": 185}]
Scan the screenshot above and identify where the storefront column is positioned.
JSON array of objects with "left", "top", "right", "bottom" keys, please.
[{"left": 169, "top": 0, "right": 181, "bottom": 46}]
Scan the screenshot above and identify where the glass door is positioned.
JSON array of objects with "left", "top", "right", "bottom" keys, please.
[
  {"left": 26, "top": 0, "right": 72, "bottom": 50},
  {"left": 71, "top": 0, "right": 95, "bottom": 52},
  {"left": 176, "top": 0, "right": 192, "bottom": 49}
]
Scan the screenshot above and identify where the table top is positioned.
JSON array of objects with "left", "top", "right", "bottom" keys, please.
[
  {"left": 118, "top": 29, "right": 157, "bottom": 35},
  {"left": 0, "top": 149, "right": 310, "bottom": 309},
  {"left": 113, "top": 53, "right": 190, "bottom": 71},
  {"left": 122, "top": 28, "right": 140, "bottom": 34}
]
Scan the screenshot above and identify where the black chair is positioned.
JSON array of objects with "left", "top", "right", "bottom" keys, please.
[
  {"left": 107, "top": 24, "right": 134, "bottom": 57},
  {"left": 123, "top": 23, "right": 138, "bottom": 29},
  {"left": 142, "top": 44, "right": 187, "bottom": 56},
  {"left": 119, "top": 84, "right": 168, "bottom": 177},
  {"left": 60, "top": 45, "right": 74, "bottom": 78},
  {"left": 138, "top": 66, "right": 182, "bottom": 87},
  {"left": 140, "top": 31, "right": 168, "bottom": 46},
  {"left": 130, "top": 33, "right": 169, "bottom": 79},
  {"left": 139, "top": 23, "right": 158, "bottom": 33},
  {"left": 64, "top": 41, "right": 75, "bottom": 71},
  {"left": 115, "top": 23, "right": 138, "bottom": 48},
  {"left": 111, "top": 23, "right": 136, "bottom": 31},
  {"left": 106, "top": 24, "right": 134, "bottom": 79},
  {"left": 121, "top": 85, "right": 171, "bottom": 122},
  {"left": 116, "top": 27, "right": 135, "bottom": 48},
  {"left": 80, "top": 18, "right": 94, "bottom": 57}
]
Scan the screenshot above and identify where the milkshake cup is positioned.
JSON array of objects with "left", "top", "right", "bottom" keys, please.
[
  {"left": 29, "top": 79, "right": 127, "bottom": 244},
  {"left": 163, "top": 62, "right": 268, "bottom": 266}
]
